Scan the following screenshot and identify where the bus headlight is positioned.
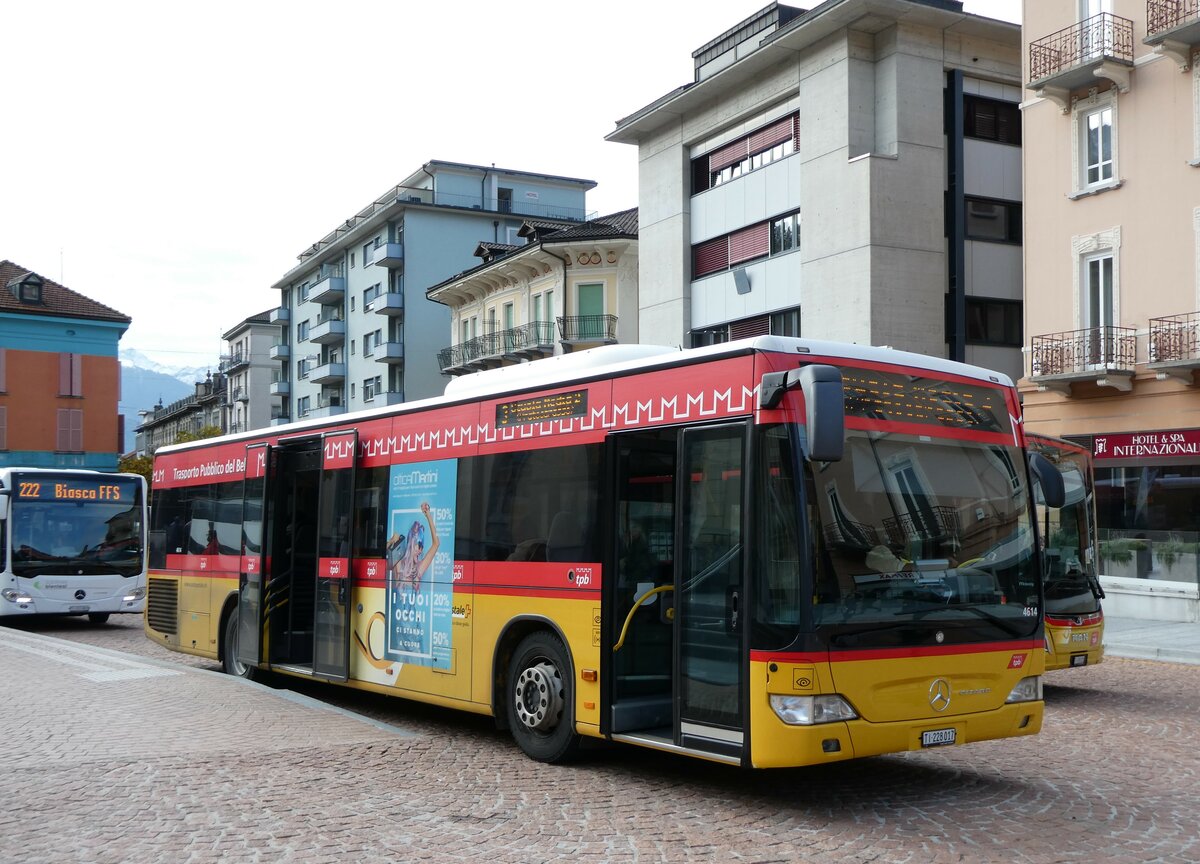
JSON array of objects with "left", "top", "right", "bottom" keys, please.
[
  {"left": 770, "top": 694, "right": 858, "bottom": 725},
  {"left": 123, "top": 587, "right": 146, "bottom": 602},
  {"left": 2, "top": 588, "right": 33, "bottom": 604},
  {"left": 1005, "top": 676, "right": 1042, "bottom": 703}
]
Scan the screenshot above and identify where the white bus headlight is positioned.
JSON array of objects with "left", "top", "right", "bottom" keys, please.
[
  {"left": 770, "top": 694, "right": 858, "bottom": 725},
  {"left": 123, "top": 587, "right": 146, "bottom": 602},
  {"left": 1005, "top": 676, "right": 1042, "bottom": 703},
  {"left": 2, "top": 588, "right": 33, "bottom": 603}
]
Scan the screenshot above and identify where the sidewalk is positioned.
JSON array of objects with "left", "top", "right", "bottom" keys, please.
[{"left": 1102, "top": 615, "right": 1200, "bottom": 665}]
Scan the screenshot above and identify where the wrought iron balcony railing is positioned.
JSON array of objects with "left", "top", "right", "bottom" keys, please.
[
  {"left": 437, "top": 321, "right": 557, "bottom": 371},
  {"left": 1149, "top": 311, "right": 1200, "bottom": 363},
  {"left": 1147, "top": 0, "right": 1200, "bottom": 37},
  {"left": 884, "top": 507, "right": 961, "bottom": 548},
  {"left": 1030, "top": 326, "right": 1137, "bottom": 376},
  {"left": 1029, "top": 13, "right": 1134, "bottom": 83},
  {"left": 558, "top": 314, "right": 618, "bottom": 342}
]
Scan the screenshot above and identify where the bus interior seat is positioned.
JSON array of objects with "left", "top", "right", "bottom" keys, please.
[{"left": 547, "top": 510, "right": 584, "bottom": 562}]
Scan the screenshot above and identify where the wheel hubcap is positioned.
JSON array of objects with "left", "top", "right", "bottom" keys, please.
[{"left": 514, "top": 660, "right": 563, "bottom": 731}]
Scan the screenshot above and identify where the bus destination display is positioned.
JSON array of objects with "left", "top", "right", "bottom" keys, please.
[
  {"left": 496, "top": 389, "right": 588, "bottom": 429},
  {"left": 13, "top": 476, "right": 136, "bottom": 502},
  {"left": 841, "top": 369, "right": 1009, "bottom": 434}
]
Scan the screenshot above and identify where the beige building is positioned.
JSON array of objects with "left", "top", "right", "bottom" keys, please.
[
  {"left": 220, "top": 311, "right": 285, "bottom": 434},
  {"left": 1022, "top": 0, "right": 1200, "bottom": 619},
  {"left": 427, "top": 210, "right": 639, "bottom": 375}
]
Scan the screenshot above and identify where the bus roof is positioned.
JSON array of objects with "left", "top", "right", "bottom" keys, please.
[{"left": 156, "top": 336, "right": 1015, "bottom": 456}]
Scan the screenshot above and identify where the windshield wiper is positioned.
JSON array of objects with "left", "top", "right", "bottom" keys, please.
[{"left": 902, "top": 603, "right": 1026, "bottom": 637}]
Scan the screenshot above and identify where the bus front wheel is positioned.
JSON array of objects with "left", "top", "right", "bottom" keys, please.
[
  {"left": 223, "top": 609, "right": 258, "bottom": 681},
  {"left": 506, "top": 631, "right": 580, "bottom": 763},
  {"left": 87, "top": 613, "right": 110, "bottom": 625}
]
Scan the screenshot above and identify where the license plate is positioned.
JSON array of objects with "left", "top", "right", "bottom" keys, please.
[
  {"left": 69, "top": 605, "right": 90, "bottom": 613},
  {"left": 921, "top": 728, "right": 956, "bottom": 748},
  {"left": 1070, "top": 654, "right": 1088, "bottom": 667}
]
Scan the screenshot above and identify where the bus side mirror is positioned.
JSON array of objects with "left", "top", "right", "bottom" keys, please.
[
  {"left": 0, "top": 491, "right": 8, "bottom": 521},
  {"left": 759, "top": 365, "right": 845, "bottom": 462},
  {"left": 1028, "top": 451, "right": 1065, "bottom": 509}
]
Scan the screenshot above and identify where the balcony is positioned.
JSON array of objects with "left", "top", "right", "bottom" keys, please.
[
  {"left": 1030, "top": 325, "right": 1137, "bottom": 393},
  {"left": 437, "top": 321, "right": 557, "bottom": 375},
  {"left": 309, "top": 362, "right": 346, "bottom": 385},
  {"left": 370, "top": 242, "right": 404, "bottom": 268},
  {"left": 1149, "top": 311, "right": 1200, "bottom": 383},
  {"left": 309, "top": 275, "right": 346, "bottom": 305},
  {"left": 308, "top": 401, "right": 346, "bottom": 419},
  {"left": 269, "top": 380, "right": 290, "bottom": 397},
  {"left": 219, "top": 352, "right": 249, "bottom": 374},
  {"left": 270, "top": 414, "right": 291, "bottom": 427},
  {"left": 232, "top": 387, "right": 249, "bottom": 404},
  {"left": 369, "top": 291, "right": 405, "bottom": 316},
  {"left": 310, "top": 316, "right": 346, "bottom": 345},
  {"left": 386, "top": 184, "right": 592, "bottom": 222},
  {"left": 269, "top": 343, "right": 290, "bottom": 361},
  {"left": 1145, "top": 1, "right": 1200, "bottom": 69},
  {"left": 376, "top": 341, "right": 405, "bottom": 365},
  {"left": 269, "top": 306, "right": 290, "bottom": 324},
  {"left": 559, "top": 314, "right": 619, "bottom": 348},
  {"left": 1028, "top": 13, "right": 1135, "bottom": 110}
]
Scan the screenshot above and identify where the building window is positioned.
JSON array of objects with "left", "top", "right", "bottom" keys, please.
[
  {"left": 363, "top": 329, "right": 381, "bottom": 356},
  {"left": 364, "top": 283, "right": 382, "bottom": 306},
  {"left": 963, "top": 95, "right": 1021, "bottom": 145},
  {"left": 364, "top": 375, "right": 382, "bottom": 402},
  {"left": 690, "top": 325, "right": 730, "bottom": 348},
  {"left": 300, "top": 282, "right": 310, "bottom": 302},
  {"left": 297, "top": 320, "right": 309, "bottom": 342},
  {"left": 965, "top": 298, "right": 1021, "bottom": 346},
  {"left": 58, "top": 353, "right": 83, "bottom": 397},
  {"left": 0, "top": 406, "right": 6, "bottom": 449},
  {"left": 56, "top": 408, "right": 83, "bottom": 451},
  {"left": 0, "top": 348, "right": 6, "bottom": 391},
  {"left": 770, "top": 211, "right": 801, "bottom": 254},
  {"left": 965, "top": 198, "right": 1021, "bottom": 244},
  {"left": 299, "top": 359, "right": 310, "bottom": 379},
  {"left": 298, "top": 396, "right": 311, "bottom": 417},
  {"left": 350, "top": 252, "right": 356, "bottom": 269},
  {"left": 770, "top": 307, "right": 801, "bottom": 337},
  {"left": 692, "top": 113, "right": 799, "bottom": 194},
  {"left": 1072, "top": 89, "right": 1119, "bottom": 196}
]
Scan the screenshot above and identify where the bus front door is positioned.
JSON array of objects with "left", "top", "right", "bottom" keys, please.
[
  {"left": 677, "top": 423, "right": 746, "bottom": 760},
  {"left": 236, "top": 443, "right": 270, "bottom": 671},
  {"left": 313, "top": 429, "right": 356, "bottom": 681}
]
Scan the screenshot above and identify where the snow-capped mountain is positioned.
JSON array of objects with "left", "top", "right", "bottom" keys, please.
[{"left": 120, "top": 347, "right": 216, "bottom": 388}]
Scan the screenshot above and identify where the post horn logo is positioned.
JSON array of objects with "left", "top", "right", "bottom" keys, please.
[{"left": 929, "top": 678, "right": 952, "bottom": 712}]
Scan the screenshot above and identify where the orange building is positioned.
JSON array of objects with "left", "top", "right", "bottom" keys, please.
[{"left": 1, "top": 261, "right": 131, "bottom": 470}]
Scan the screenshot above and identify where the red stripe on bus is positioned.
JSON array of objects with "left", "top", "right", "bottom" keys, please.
[{"left": 751, "top": 640, "right": 1041, "bottom": 664}]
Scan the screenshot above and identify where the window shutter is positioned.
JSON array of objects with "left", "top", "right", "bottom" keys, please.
[
  {"left": 693, "top": 237, "right": 729, "bottom": 277},
  {"left": 708, "top": 139, "right": 749, "bottom": 174},
  {"left": 0, "top": 406, "right": 6, "bottom": 450},
  {"left": 57, "top": 408, "right": 69, "bottom": 450},
  {"left": 60, "top": 354, "right": 71, "bottom": 395},
  {"left": 730, "top": 315, "right": 770, "bottom": 340},
  {"left": 72, "top": 354, "right": 82, "bottom": 396},
  {"left": 749, "top": 114, "right": 797, "bottom": 153},
  {"left": 728, "top": 222, "right": 770, "bottom": 264}
]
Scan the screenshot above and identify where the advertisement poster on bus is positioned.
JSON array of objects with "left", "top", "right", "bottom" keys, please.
[{"left": 385, "top": 458, "right": 456, "bottom": 669}]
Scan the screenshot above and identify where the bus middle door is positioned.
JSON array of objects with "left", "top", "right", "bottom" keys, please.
[
  {"left": 236, "top": 443, "right": 270, "bottom": 672},
  {"left": 314, "top": 429, "right": 357, "bottom": 681}
]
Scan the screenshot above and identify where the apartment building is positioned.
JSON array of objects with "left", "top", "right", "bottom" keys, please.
[
  {"left": 134, "top": 373, "right": 227, "bottom": 455},
  {"left": 0, "top": 260, "right": 130, "bottom": 470},
  {"left": 1023, "top": 0, "right": 1200, "bottom": 617},
  {"left": 269, "top": 161, "right": 595, "bottom": 421},
  {"left": 220, "top": 311, "right": 284, "bottom": 434},
  {"left": 607, "top": 0, "right": 1025, "bottom": 382},
  {"left": 427, "top": 209, "right": 639, "bottom": 375}
]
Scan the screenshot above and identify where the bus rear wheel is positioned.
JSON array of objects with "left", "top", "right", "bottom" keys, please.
[
  {"left": 506, "top": 631, "right": 580, "bottom": 763},
  {"left": 87, "top": 613, "right": 110, "bottom": 625},
  {"left": 223, "top": 608, "right": 258, "bottom": 681}
]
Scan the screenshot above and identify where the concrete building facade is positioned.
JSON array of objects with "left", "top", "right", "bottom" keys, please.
[
  {"left": 0, "top": 260, "right": 130, "bottom": 470},
  {"left": 270, "top": 161, "right": 595, "bottom": 421},
  {"left": 606, "top": 0, "right": 1025, "bottom": 382},
  {"left": 220, "top": 311, "right": 284, "bottom": 434},
  {"left": 1022, "top": 0, "right": 1200, "bottom": 620}
]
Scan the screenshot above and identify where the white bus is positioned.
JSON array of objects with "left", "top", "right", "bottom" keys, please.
[{"left": 0, "top": 467, "right": 147, "bottom": 623}]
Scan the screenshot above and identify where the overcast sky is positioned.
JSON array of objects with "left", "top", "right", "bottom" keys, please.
[{"left": 0, "top": 0, "right": 1020, "bottom": 368}]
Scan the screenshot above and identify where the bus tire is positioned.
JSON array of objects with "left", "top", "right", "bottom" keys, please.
[
  {"left": 506, "top": 631, "right": 580, "bottom": 763},
  {"left": 87, "top": 613, "right": 110, "bottom": 625},
  {"left": 223, "top": 607, "right": 258, "bottom": 681}
]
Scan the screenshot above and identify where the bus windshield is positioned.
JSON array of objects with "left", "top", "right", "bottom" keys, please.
[
  {"left": 10, "top": 479, "right": 145, "bottom": 579},
  {"left": 807, "top": 429, "right": 1039, "bottom": 644}
]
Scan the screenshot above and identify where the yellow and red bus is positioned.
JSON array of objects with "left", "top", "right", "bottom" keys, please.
[
  {"left": 1027, "top": 434, "right": 1105, "bottom": 670},
  {"left": 145, "top": 336, "right": 1063, "bottom": 767}
]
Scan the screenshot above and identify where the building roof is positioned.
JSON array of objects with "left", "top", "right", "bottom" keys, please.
[
  {"left": 0, "top": 260, "right": 131, "bottom": 324},
  {"left": 221, "top": 308, "right": 278, "bottom": 340}
]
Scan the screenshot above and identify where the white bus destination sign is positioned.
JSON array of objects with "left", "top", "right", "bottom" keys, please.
[{"left": 1094, "top": 430, "right": 1200, "bottom": 460}]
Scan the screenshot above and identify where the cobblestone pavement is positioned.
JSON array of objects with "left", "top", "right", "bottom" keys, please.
[{"left": 4, "top": 613, "right": 1199, "bottom": 864}]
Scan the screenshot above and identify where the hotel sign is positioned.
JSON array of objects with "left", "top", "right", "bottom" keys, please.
[{"left": 1093, "top": 430, "right": 1200, "bottom": 460}]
